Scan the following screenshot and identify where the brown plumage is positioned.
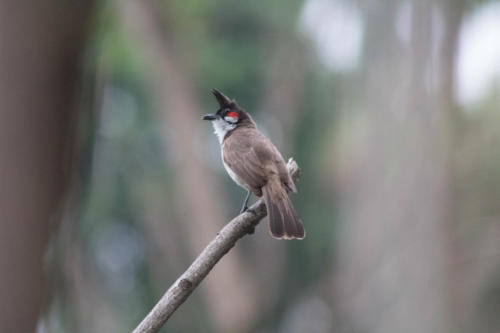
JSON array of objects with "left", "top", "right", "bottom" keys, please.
[{"left": 204, "top": 89, "right": 305, "bottom": 239}]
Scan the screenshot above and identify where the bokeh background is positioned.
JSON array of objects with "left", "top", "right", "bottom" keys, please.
[{"left": 1, "top": 0, "right": 500, "bottom": 332}]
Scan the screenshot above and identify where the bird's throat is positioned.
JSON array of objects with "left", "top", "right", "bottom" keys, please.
[{"left": 212, "top": 118, "right": 236, "bottom": 143}]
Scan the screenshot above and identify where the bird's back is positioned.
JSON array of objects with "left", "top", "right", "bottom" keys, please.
[{"left": 223, "top": 127, "right": 295, "bottom": 194}]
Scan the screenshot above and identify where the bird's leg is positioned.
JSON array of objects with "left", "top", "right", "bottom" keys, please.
[{"left": 239, "top": 190, "right": 251, "bottom": 214}]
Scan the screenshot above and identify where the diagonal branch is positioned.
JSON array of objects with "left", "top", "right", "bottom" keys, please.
[{"left": 132, "top": 158, "right": 301, "bottom": 333}]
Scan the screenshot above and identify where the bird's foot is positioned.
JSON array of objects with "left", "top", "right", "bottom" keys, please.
[
  {"left": 246, "top": 207, "right": 257, "bottom": 215},
  {"left": 240, "top": 206, "right": 257, "bottom": 216},
  {"left": 239, "top": 205, "right": 248, "bottom": 214}
]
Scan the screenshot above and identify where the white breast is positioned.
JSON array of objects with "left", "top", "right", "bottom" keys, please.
[
  {"left": 221, "top": 145, "right": 249, "bottom": 190},
  {"left": 212, "top": 119, "right": 248, "bottom": 189}
]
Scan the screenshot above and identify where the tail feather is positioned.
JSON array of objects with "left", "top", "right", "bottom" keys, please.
[
  {"left": 262, "top": 181, "right": 305, "bottom": 240},
  {"left": 267, "top": 199, "right": 284, "bottom": 237}
]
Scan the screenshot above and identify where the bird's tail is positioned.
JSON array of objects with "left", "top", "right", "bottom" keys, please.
[{"left": 262, "top": 179, "right": 305, "bottom": 239}]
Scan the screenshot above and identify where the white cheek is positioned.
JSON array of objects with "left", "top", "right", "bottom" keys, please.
[{"left": 224, "top": 116, "right": 238, "bottom": 124}]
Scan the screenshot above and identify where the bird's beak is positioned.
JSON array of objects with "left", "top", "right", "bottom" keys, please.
[{"left": 202, "top": 113, "right": 217, "bottom": 121}]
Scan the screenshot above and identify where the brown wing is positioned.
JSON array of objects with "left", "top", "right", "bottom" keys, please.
[
  {"left": 252, "top": 134, "right": 297, "bottom": 193},
  {"left": 223, "top": 129, "right": 267, "bottom": 194},
  {"left": 223, "top": 128, "right": 296, "bottom": 195}
]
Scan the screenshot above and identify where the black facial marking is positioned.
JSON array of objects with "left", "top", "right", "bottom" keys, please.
[{"left": 216, "top": 108, "right": 236, "bottom": 120}]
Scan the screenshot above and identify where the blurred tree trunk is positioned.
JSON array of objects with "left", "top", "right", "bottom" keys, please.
[
  {"left": 333, "top": 0, "right": 463, "bottom": 332},
  {"left": 439, "top": 0, "right": 465, "bottom": 330},
  {"left": 0, "top": 1, "right": 93, "bottom": 332}
]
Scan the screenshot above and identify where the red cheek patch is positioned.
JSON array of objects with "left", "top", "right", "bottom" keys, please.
[{"left": 227, "top": 111, "right": 238, "bottom": 119}]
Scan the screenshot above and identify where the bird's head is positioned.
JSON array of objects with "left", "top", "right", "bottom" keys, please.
[{"left": 203, "top": 89, "right": 254, "bottom": 142}]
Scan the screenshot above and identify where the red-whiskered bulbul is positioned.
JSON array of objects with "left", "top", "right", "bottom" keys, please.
[{"left": 203, "top": 89, "right": 305, "bottom": 240}]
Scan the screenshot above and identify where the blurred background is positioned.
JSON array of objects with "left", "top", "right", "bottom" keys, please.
[{"left": 1, "top": 0, "right": 500, "bottom": 332}]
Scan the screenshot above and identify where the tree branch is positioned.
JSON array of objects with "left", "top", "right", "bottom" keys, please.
[{"left": 132, "top": 158, "right": 301, "bottom": 333}]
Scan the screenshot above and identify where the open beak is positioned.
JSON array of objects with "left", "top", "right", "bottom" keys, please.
[{"left": 202, "top": 113, "right": 217, "bottom": 121}]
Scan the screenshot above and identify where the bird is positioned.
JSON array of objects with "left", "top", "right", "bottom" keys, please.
[{"left": 203, "top": 89, "right": 305, "bottom": 239}]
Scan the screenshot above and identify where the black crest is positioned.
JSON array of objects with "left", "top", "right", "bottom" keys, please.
[{"left": 212, "top": 89, "right": 234, "bottom": 108}]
